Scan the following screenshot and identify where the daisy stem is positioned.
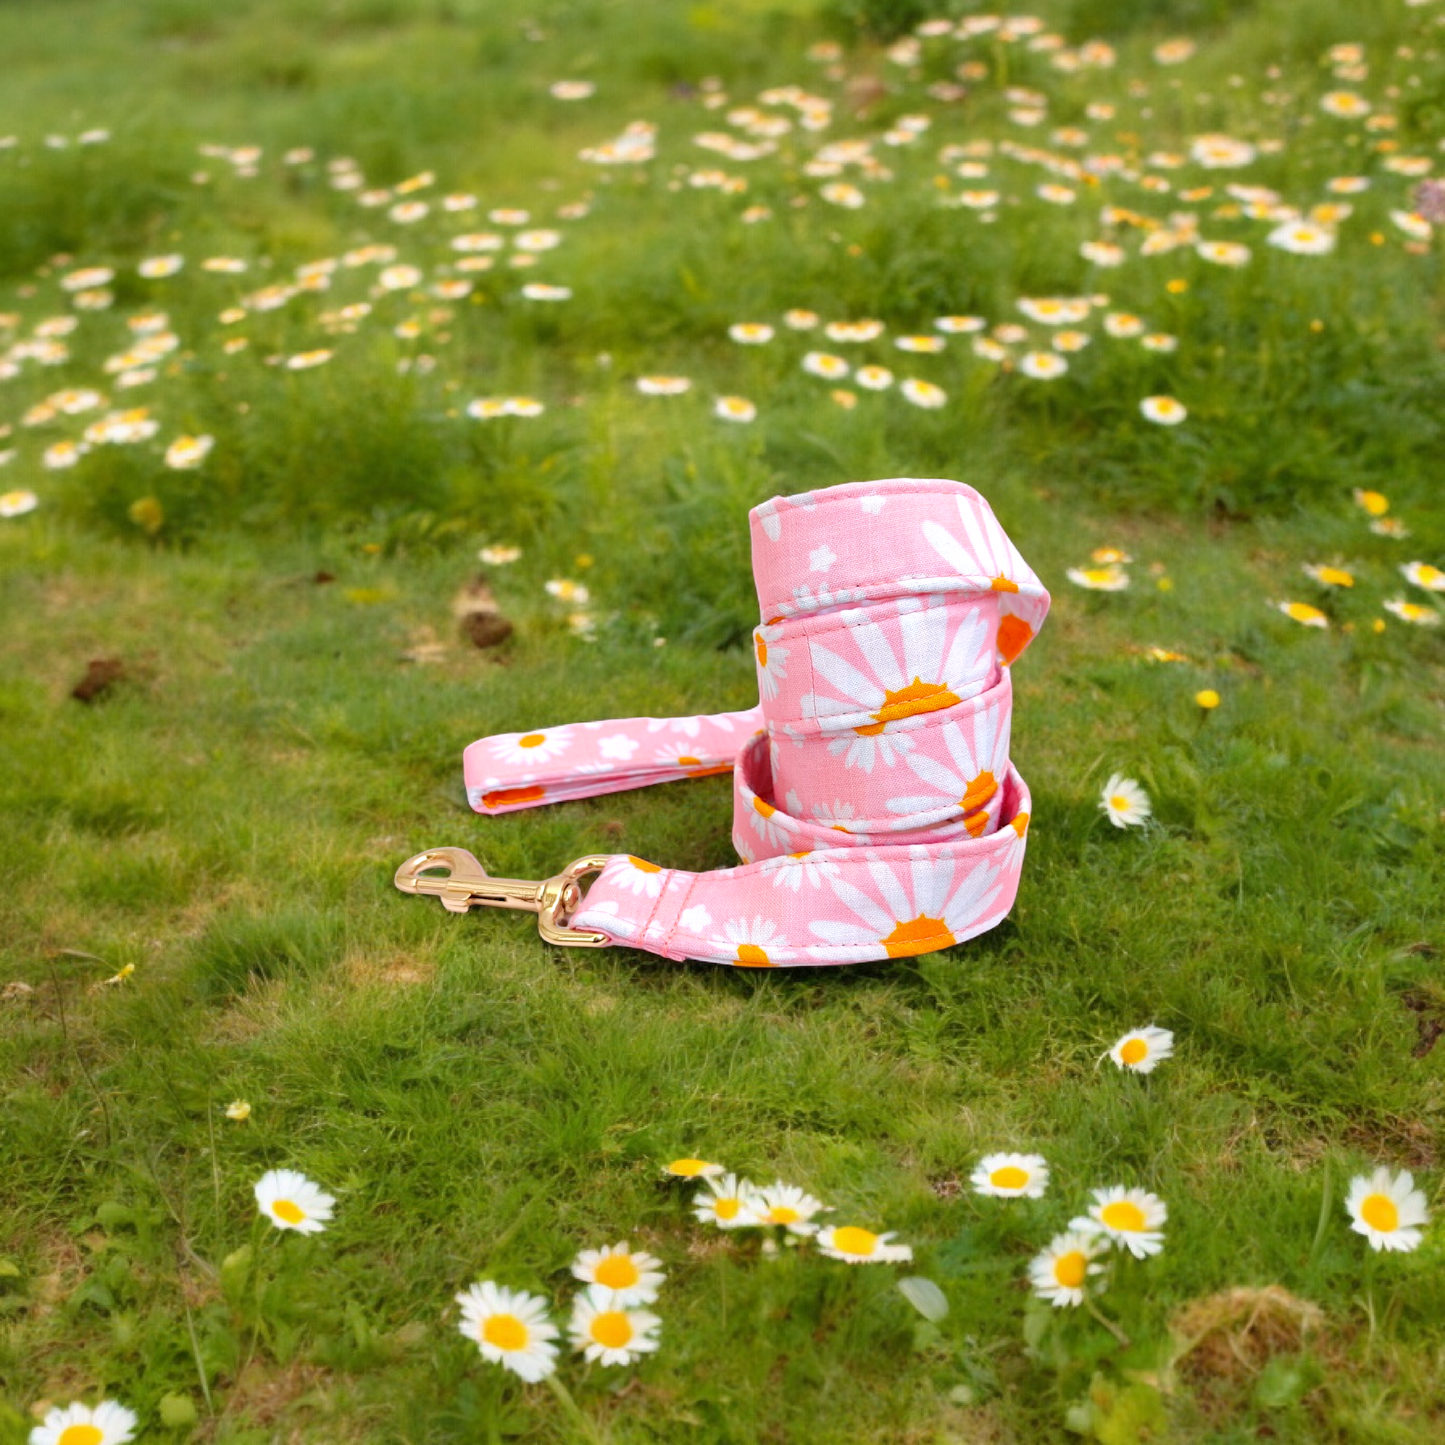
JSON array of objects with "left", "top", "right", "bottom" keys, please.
[
  {"left": 544, "top": 1373, "right": 607, "bottom": 1445},
  {"left": 1085, "top": 1297, "right": 1131, "bottom": 1349},
  {"left": 1307, "top": 1157, "right": 1332, "bottom": 1265}
]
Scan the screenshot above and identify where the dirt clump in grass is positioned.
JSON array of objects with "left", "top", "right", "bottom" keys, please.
[
  {"left": 206, "top": 1360, "right": 341, "bottom": 1439},
  {"left": 1173, "top": 1285, "right": 1335, "bottom": 1420},
  {"left": 344, "top": 950, "right": 436, "bottom": 988},
  {"left": 1342, "top": 1115, "right": 1437, "bottom": 1170},
  {"left": 71, "top": 656, "right": 127, "bottom": 702}
]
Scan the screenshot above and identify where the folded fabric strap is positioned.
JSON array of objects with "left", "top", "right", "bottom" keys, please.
[{"left": 447, "top": 478, "right": 1050, "bottom": 967}]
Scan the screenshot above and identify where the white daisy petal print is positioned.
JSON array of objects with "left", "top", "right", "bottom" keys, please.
[{"left": 488, "top": 727, "right": 572, "bottom": 766}]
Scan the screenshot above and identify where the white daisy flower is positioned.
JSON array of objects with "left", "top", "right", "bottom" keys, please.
[
  {"left": 715, "top": 395, "right": 757, "bottom": 423},
  {"left": 138, "top": 254, "right": 184, "bottom": 278},
  {"left": 165, "top": 434, "right": 214, "bottom": 469},
  {"left": 899, "top": 377, "right": 947, "bottom": 409},
  {"left": 885, "top": 702, "right": 1010, "bottom": 834},
  {"left": 1268, "top": 221, "right": 1335, "bottom": 255},
  {"left": 854, "top": 364, "right": 894, "bottom": 391},
  {"left": 571, "top": 1242, "right": 665, "bottom": 1305},
  {"left": 254, "top": 1168, "right": 335, "bottom": 1234},
  {"left": 754, "top": 1181, "right": 828, "bottom": 1234},
  {"left": 1028, "top": 1231, "right": 1105, "bottom": 1307},
  {"left": 1140, "top": 395, "right": 1187, "bottom": 425},
  {"left": 1071, "top": 1186, "right": 1167, "bottom": 1258},
  {"left": 1099, "top": 773, "right": 1150, "bottom": 829},
  {"left": 455, "top": 1280, "right": 559, "bottom": 1381},
  {"left": 1019, "top": 351, "right": 1068, "bottom": 380},
  {"left": 802, "top": 351, "right": 849, "bottom": 380},
  {"left": 568, "top": 1285, "right": 661, "bottom": 1366},
  {"left": 728, "top": 322, "right": 773, "bottom": 344},
  {"left": 1275, "top": 600, "right": 1329, "bottom": 628},
  {"left": 44, "top": 440, "right": 86, "bottom": 470},
  {"left": 693, "top": 1173, "right": 764, "bottom": 1229},
  {"left": 662, "top": 1157, "right": 724, "bottom": 1180},
  {"left": 1401, "top": 562, "right": 1445, "bottom": 594},
  {"left": 378, "top": 264, "right": 423, "bottom": 290},
  {"left": 809, "top": 847, "right": 1006, "bottom": 962},
  {"left": 636, "top": 375, "right": 691, "bottom": 395},
  {"left": 610, "top": 855, "right": 666, "bottom": 898},
  {"left": 934, "top": 315, "right": 986, "bottom": 334},
  {"left": 1067, "top": 565, "right": 1129, "bottom": 591},
  {"left": 1108, "top": 1025, "right": 1174, "bottom": 1073},
  {"left": 1, "top": 489, "right": 39, "bottom": 518},
  {"left": 971, "top": 1152, "right": 1049, "bottom": 1198},
  {"left": 722, "top": 914, "right": 786, "bottom": 967},
  {"left": 1104, "top": 312, "right": 1145, "bottom": 338},
  {"left": 1344, "top": 1167, "right": 1430, "bottom": 1253},
  {"left": 759, "top": 849, "right": 841, "bottom": 892},
  {"left": 1195, "top": 240, "right": 1251, "bottom": 267},
  {"left": 815, "top": 1224, "right": 913, "bottom": 1264},
  {"left": 488, "top": 728, "right": 572, "bottom": 766},
  {"left": 28, "top": 1400, "right": 137, "bottom": 1445},
  {"left": 895, "top": 334, "right": 945, "bottom": 353},
  {"left": 1383, "top": 599, "right": 1439, "bottom": 626}
]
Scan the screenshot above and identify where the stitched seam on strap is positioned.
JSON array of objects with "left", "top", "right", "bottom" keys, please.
[{"left": 660, "top": 870, "right": 701, "bottom": 959}]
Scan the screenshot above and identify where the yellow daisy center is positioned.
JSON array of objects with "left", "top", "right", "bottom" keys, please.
[
  {"left": 1110, "top": 795, "right": 1130, "bottom": 813},
  {"left": 272, "top": 1199, "right": 305, "bottom": 1225},
  {"left": 990, "top": 575, "right": 1020, "bottom": 593},
  {"left": 518, "top": 733, "right": 546, "bottom": 748},
  {"left": 714, "top": 1197, "right": 742, "bottom": 1221},
  {"left": 736, "top": 943, "right": 773, "bottom": 967},
  {"left": 58, "top": 1427, "right": 103, "bottom": 1445},
  {"left": 1315, "top": 566, "right": 1353, "bottom": 587},
  {"left": 482, "top": 1313, "right": 528, "bottom": 1351},
  {"left": 1361, "top": 1193, "right": 1399, "bottom": 1232},
  {"left": 594, "top": 1254, "right": 641, "bottom": 1290},
  {"left": 755, "top": 632, "right": 768, "bottom": 668},
  {"left": 990, "top": 1166, "right": 1029, "bottom": 1190},
  {"left": 768, "top": 1206, "right": 801, "bottom": 1224},
  {"left": 666, "top": 1158, "right": 709, "bottom": 1176},
  {"left": 591, "top": 1310, "right": 634, "bottom": 1349},
  {"left": 856, "top": 677, "right": 961, "bottom": 734},
  {"left": 882, "top": 913, "right": 953, "bottom": 959},
  {"left": 832, "top": 1226, "right": 878, "bottom": 1256},
  {"left": 1285, "top": 603, "right": 1325, "bottom": 624},
  {"left": 754, "top": 797, "right": 776, "bottom": 817},
  {"left": 1418, "top": 565, "right": 1443, "bottom": 586},
  {"left": 961, "top": 770, "right": 998, "bottom": 814},
  {"left": 1010, "top": 812, "right": 1030, "bottom": 837},
  {"left": 1053, "top": 1251, "right": 1088, "bottom": 1289},
  {"left": 1100, "top": 1200, "right": 1147, "bottom": 1232},
  {"left": 1119, "top": 1038, "right": 1148, "bottom": 1066}
]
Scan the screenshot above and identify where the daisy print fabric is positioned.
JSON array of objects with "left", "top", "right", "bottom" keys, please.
[{"left": 460, "top": 478, "right": 1049, "bottom": 967}]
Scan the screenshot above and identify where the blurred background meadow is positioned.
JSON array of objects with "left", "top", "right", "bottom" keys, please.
[{"left": 2, "top": 0, "right": 1444, "bottom": 1440}]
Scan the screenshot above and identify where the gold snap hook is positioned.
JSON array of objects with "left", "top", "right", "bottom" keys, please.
[{"left": 393, "top": 847, "right": 613, "bottom": 946}]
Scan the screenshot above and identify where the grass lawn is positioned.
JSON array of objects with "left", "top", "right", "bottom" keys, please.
[{"left": 2, "top": 1, "right": 1444, "bottom": 1441}]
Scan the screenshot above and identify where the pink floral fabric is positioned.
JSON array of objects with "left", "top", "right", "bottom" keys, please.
[{"left": 461, "top": 478, "right": 1049, "bottom": 966}]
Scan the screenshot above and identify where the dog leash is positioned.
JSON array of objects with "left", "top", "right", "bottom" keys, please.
[{"left": 396, "top": 478, "right": 1049, "bottom": 966}]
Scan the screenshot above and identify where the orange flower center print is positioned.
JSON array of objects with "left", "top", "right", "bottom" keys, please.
[
  {"left": 881, "top": 913, "right": 955, "bottom": 958},
  {"left": 855, "top": 676, "right": 962, "bottom": 735}
]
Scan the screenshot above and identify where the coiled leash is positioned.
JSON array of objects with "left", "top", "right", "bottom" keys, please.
[{"left": 396, "top": 478, "right": 1050, "bottom": 966}]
